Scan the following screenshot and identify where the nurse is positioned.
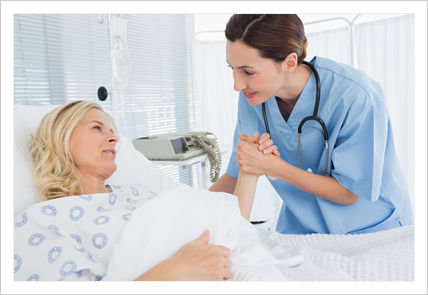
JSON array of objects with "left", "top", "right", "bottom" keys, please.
[{"left": 209, "top": 14, "right": 413, "bottom": 234}]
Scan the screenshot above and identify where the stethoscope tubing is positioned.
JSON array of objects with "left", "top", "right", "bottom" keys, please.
[{"left": 262, "top": 60, "right": 329, "bottom": 176}]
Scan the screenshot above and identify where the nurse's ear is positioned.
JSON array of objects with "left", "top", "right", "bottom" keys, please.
[{"left": 280, "top": 52, "right": 298, "bottom": 73}]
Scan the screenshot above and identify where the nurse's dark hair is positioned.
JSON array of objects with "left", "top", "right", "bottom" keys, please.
[{"left": 225, "top": 14, "right": 307, "bottom": 64}]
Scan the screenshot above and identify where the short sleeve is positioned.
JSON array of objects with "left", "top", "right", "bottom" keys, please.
[
  {"left": 226, "top": 118, "right": 240, "bottom": 179},
  {"left": 225, "top": 92, "right": 261, "bottom": 179},
  {"left": 330, "top": 92, "right": 389, "bottom": 202}
]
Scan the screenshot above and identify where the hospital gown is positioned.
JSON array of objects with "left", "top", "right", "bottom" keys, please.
[
  {"left": 14, "top": 184, "right": 156, "bottom": 281},
  {"left": 226, "top": 56, "right": 413, "bottom": 234}
]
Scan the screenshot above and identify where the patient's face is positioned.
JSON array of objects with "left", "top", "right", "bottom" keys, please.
[{"left": 69, "top": 108, "right": 118, "bottom": 180}]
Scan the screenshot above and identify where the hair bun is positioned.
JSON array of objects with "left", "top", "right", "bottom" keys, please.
[{"left": 300, "top": 36, "right": 308, "bottom": 61}]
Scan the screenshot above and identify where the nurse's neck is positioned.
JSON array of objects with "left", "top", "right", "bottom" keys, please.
[
  {"left": 275, "top": 64, "right": 312, "bottom": 120},
  {"left": 275, "top": 64, "right": 312, "bottom": 104}
]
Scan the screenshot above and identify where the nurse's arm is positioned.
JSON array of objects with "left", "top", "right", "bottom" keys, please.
[
  {"left": 209, "top": 173, "right": 237, "bottom": 194},
  {"left": 269, "top": 157, "right": 359, "bottom": 205}
]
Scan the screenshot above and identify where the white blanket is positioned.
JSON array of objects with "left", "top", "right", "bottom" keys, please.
[
  {"left": 104, "top": 185, "right": 291, "bottom": 281},
  {"left": 257, "top": 225, "right": 414, "bottom": 280}
]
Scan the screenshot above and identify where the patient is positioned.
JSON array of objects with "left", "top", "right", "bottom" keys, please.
[{"left": 18, "top": 100, "right": 269, "bottom": 281}]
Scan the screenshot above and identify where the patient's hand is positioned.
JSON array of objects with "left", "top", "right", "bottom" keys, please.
[
  {"left": 137, "top": 230, "right": 232, "bottom": 281},
  {"left": 238, "top": 132, "right": 280, "bottom": 157},
  {"left": 168, "top": 229, "right": 232, "bottom": 280}
]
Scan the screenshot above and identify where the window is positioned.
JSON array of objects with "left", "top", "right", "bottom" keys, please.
[{"left": 14, "top": 14, "right": 112, "bottom": 109}]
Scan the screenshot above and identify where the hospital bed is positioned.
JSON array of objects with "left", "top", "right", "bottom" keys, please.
[{"left": 13, "top": 104, "right": 414, "bottom": 281}]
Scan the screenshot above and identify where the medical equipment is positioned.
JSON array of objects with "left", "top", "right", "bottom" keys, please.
[
  {"left": 133, "top": 131, "right": 222, "bottom": 182},
  {"left": 262, "top": 61, "right": 329, "bottom": 175},
  {"left": 134, "top": 132, "right": 207, "bottom": 161}
]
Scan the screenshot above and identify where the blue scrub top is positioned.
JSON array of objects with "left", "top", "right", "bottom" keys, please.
[{"left": 226, "top": 56, "right": 413, "bottom": 234}]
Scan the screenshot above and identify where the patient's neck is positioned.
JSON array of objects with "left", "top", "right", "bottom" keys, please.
[
  {"left": 80, "top": 181, "right": 108, "bottom": 195},
  {"left": 75, "top": 169, "right": 108, "bottom": 195}
]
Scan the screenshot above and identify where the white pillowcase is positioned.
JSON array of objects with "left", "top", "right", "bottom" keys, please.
[{"left": 14, "top": 104, "right": 176, "bottom": 216}]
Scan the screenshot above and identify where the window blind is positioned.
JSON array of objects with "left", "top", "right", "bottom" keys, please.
[
  {"left": 14, "top": 14, "right": 112, "bottom": 110},
  {"left": 124, "top": 14, "right": 196, "bottom": 186}
]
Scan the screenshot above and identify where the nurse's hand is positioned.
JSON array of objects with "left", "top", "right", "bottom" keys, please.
[
  {"left": 238, "top": 132, "right": 280, "bottom": 157},
  {"left": 236, "top": 132, "right": 277, "bottom": 176}
]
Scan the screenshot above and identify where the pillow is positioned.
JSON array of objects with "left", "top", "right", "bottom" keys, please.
[
  {"left": 14, "top": 104, "right": 176, "bottom": 216},
  {"left": 105, "top": 129, "right": 177, "bottom": 194}
]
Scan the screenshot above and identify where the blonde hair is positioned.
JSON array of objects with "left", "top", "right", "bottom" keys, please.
[{"left": 31, "top": 100, "right": 117, "bottom": 201}]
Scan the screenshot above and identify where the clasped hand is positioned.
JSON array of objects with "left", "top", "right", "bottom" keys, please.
[{"left": 236, "top": 132, "right": 280, "bottom": 176}]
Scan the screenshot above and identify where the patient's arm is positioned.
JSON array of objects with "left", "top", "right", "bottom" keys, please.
[
  {"left": 208, "top": 171, "right": 257, "bottom": 220},
  {"left": 233, "top": 171, "right": 258, "bottom": 220},
  {"left": 209, "top": 132, "right": 279, "bottom": 195},
  {"left": 232, "top": 132, "right": 262, "bottom": 220}
]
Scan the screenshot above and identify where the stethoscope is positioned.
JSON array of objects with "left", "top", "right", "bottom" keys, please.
[{"left": 262, "top": 61, "right": 329, "bottom": 176}]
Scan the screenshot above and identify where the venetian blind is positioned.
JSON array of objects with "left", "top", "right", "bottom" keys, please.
[
  {"left": 14, "top": 14, "right": 112, "bottom": 110},
  {"left": 122, "top": 14, "right": 196, "bottom": 186}
]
